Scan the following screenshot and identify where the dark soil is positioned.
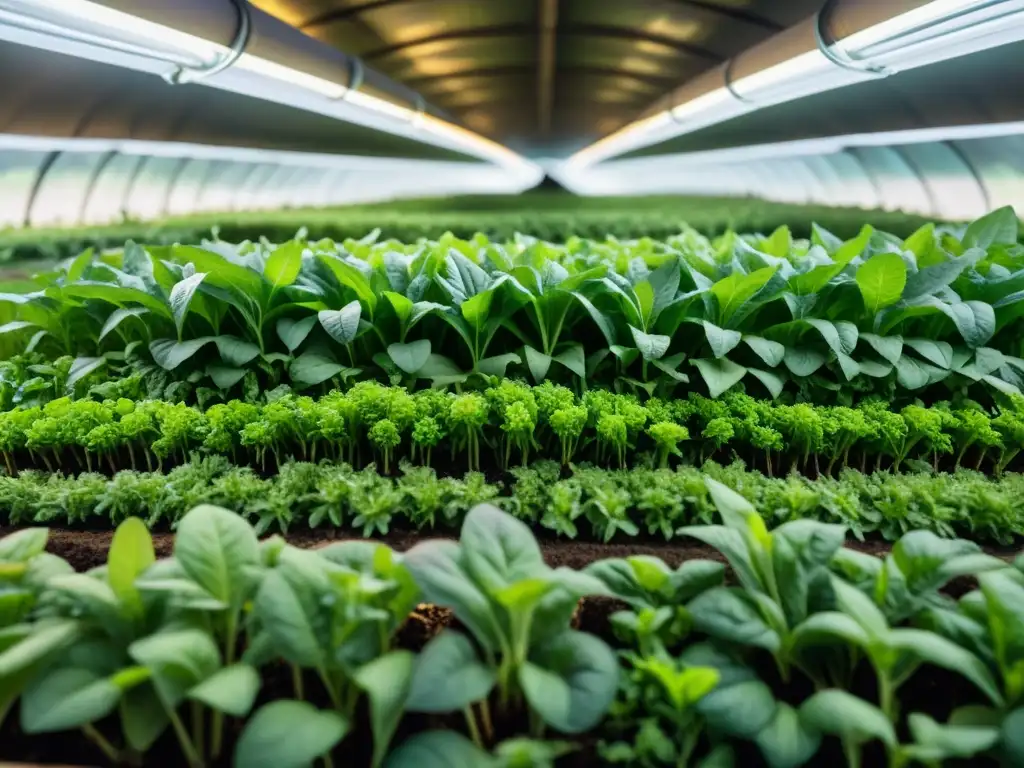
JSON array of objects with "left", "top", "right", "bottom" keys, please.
[{"left": 0, "top": 528, "right": 1013, "bottom": 767}]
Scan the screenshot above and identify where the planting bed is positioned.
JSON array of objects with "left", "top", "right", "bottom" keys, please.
[{"left": 0, "top": 204, "right": 1023, "bottom": 768}]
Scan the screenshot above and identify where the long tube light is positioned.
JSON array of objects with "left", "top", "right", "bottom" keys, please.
[
  {"left": 0, "top": 0, "right": 540, "bottom": 182},
  {"left": 565, "top": 0, "right": 1024, "bottom": 172}
]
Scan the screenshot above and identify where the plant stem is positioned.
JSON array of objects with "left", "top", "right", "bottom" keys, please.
[
  {"left": 165, "top": 704, "right": 204, "bottom": 768},
  {"left": 464, "top": 706, "right": 484, "bottom": 748},
  {"left": 479, "top": 698, "right": 494, "bottom": 740},
  {"left": 191, "top": 701, "right": 205, "bottom": 758},
  {"left": 842, "top": 739, "right": 861, "bottom": 768},
  {"left": 211, "top": 611, "right": 239, "bottom": 758},
  {"left": 292, "top": 664, "right": 305, "bottom": 700},
  {"left": 82, "top": 723, "right": 120, "bottom": 764}
]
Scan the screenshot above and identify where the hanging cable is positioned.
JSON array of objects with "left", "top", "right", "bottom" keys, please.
[{"left": 163, "top": 0, "right": 251, "bottom": 84}]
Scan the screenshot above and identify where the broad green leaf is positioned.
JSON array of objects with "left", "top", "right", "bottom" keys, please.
[
  {"left": 175, "top": 504, "right": 260, "bottom": 610},
  {"left": 856, "top": 253, "right": 906, "bottom": 313},
  {"left": 702, "top": 321, "right": 742, "bottom": 359},
  {"left": 552, "top": 343, "right": 586, "bottom": 378},
  {"left": 169, "top": 272, "right": 207, "bottom": 337},
  {"left": 66, "top": 356, "right": 106, "bottom": 391},
  {"left": 276, "top": 316, "right": 317, "bottom": 353},
  {"left": 756, "top": 703, "right": 822, "bottom": 768},
  {"left": 476, "top": 352, "right": 521, "bottom": 377},
  {"left": 0, "top": 528, "right": 48, "bottom": 562},
  {"left": 748, "top": 368, "right": 785, "bottom": 399},
  {"left": 693, "top": 358, "right": 746, "bottom": 398},
  {"left": 20, "top": 667, "right": 121, "bottom": 733},
  {"left": 635, "top": 281, "right": 655, "bottom": 325},
  {"left": 63, "top": 283, "right": 172, "bottom": 319},
  {"left": 941, "top": 300, "right": 995, "bottom": 348},
  {"left": 317, "top": 254, "right": 377, "bottom": 312},
  {"left": 388, "top": 340, "right": 431, "bottom": 374},
  {"left": 905, "top": 713, "right": 1000, "bottom": 761},
  {"left": 1001, "top": 708, "right": 1024, "bottom": 766},
  {"left": 699, "top": 679, "right": 776, "bottom": 739},
  {"left": 782, "top": 347, "right": 826, "bottom": 377},
  {"left": 254, "top": 569, "right": 324, "bottom": 667},
  {"left": 319, "top": 300, "right": 361, "bottom": 345},
  {"left": 524, "top": 345, "right": 552, "bottom": 382},
  {"left": 406, "top": 631, "right": 495, "bottom": 713},
  {"left": 289, "top": 353, "right": 347, "bottom": 387},
  {"left": 904, "top": 338, "right": 953, "bottom": 368},
  {"left": 187, "top": 664, "right": 259, "bottom": 716},
  {"left": 149, "top": 337, "right": 211, "bottom": 370},
  {"left": 903, "top": 248, "right": 984, "bottom": 300},
  {"left": 460, "top": 290, "right": 493, "bottom": 331},
  {"left": 233, "top": 700, "right": 349, "bottom": 768},
  {"left": 904, "top": 223, "right": 936, "bottom": 263},
  {"left": 572, "top": 291, "right": 616, "bottom": 346},
  {"left": 711, "top": 266, "right": 777, "bottom": 326},
  {"left": 107, "top": 518, "right": 154, "bottom": 619},
  {"left": 128, "top": 629, "right": 221, "bottom": 707},
  {"left": 461, "top": 503, "right": 544, "bottom": 589},
  {"left": 687, "top": 587, "right": 780, "bottom": 652},
  {"left": 437, "top": 250, "right": 490, "bottom": 305},
  {"left": 963, "top": 206, "right": 1018, "bottom": 248},
  {"left": 353, "top": 651, "right": 415, "bottom": 768},
  {"left": 629, "top": 326, "right": 670, "bottom": 361},
  {"left": 520, "top": 630, "right": 618, "bottom": 734},
  {"left": 384, "top": 731, "right": 494, "bottom": 768},
  {"left": 99, "top": 307, "right": 148, "bottom": 342},
  {"left": 800, "top": 690, "right": 896, "bottom": 747},
  {"left": 860, "top": 333, "right": 903, "bottom": 365},
  {"left": 888, "top": 629, "right": 1002, "bottom": 706},
  {"left": 416, "top": 353, "right": 464, "bottom": 383},
  {"left": 213, "top": 335, "right": 260, "bottom": 367},
  {"left": 0, "top": 320, "right": 36, "bottom": 336},
  {"left": 743, "top": 335, "right": 785, "bottom": 367},
  {"left": 209, "top": 365, "right": 247, "bottom": 389},
  {"left": 65, "top": 247, "right": 95, "bottom": 282},
  {"left": 264, "top": 241, "right": 304, "bottom": 288},
  {"left": 382, "top": 291, "right": 413, "bottom": 325}
]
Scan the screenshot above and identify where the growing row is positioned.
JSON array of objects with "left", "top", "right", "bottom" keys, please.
[
  {"left": 2, "top": 207, "right": 1021, "bottom": 401},
  {"left": 3, "top": 384, "right": 1024, "bottom": 477},
  {"left": 2, "top": 486, "right": 1023, "bottom": 767},
  {"left": 4, "top": 456, "right": 1023, "bottom": 544}
]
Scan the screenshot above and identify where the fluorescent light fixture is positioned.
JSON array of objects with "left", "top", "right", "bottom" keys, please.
[
  {"left": 0, "top": 0, "right": 540, "bottom": 181},
  {"left": 567, "top": 0, "right": 1024, "bottom": 170}
]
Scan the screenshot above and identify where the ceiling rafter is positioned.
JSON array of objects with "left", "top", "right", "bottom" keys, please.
[
  {"left": 667, "top": 0, "right": 785, "bottom": 31},
  {"left": 538, "top": 0, "right": 559, "bottom": 136},
  {"left": 361, "top": 22, "right": 723, "bottom": 62},
  {"left": 403, "top": 65, "right": 678, "bottom": 88}
]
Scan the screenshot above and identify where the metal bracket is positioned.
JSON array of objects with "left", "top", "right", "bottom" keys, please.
[
  {"left": 723, "top": 57, "right": 755, "bottom": 106},
  {"left": 163, "top": 0, "right": 252, "bottom": 85},
  {"left": 336, "top": 56, "right": 364, "bottom": 99},
  {"left": 814, "top": 0, "right": 894, "bottom": 77}
]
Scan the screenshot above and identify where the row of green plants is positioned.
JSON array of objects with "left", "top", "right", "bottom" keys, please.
[
  {"left": 2, "top": 384, "right": 1024, "bottom": 478},
  {"left": 1, "top": 207, "right": 1020, "bottom": 400},
  {"left": 3, "top": 455, "right": 1023, "bottom": 545},
  {"left": 588, "top": 480, "right": 1024, "bottom": 767},
  {"left": 2, "top": 483, "right": 1023, "bottom": 767},
  {"left": 0, "top": 193, "right": 938, "bottom": 264}
]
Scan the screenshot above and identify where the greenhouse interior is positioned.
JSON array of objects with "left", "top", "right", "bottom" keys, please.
[{"left": 2, "top": 1, "right": 1024, "bottom": 767}]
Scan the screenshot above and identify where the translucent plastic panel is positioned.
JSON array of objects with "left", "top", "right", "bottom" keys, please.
[
  {"left": 231, "top": 164, "right": 280, "bottom": 212},
  {"left": 953, "top": 137, "right": 1024, "bottom": 215},
  {"left": 122, "top": 156, "right": 184, "bottom": 221},
  {"left": 850, "top": 147, "right": 933, "bottom": 215},
  {"left": 0, "top": 150, "right": 48, "bottom": 228},
  {"left": 899, "top": 143, "right": 988, "bottom": 220},
  {"left": 197, "top": 162, "right": 254, "bottom": 213},
  {"left": 165, "top": 158, "right": 213, "bottom": 217},
  {"left": 81, "top": 154, "right": 143, "bottom": 225},
  {"left": 251, "top": 166, "right": 306, "bottom": 210},
  {"left": 28, "top": 151, "right": 112, "bottom": 228},
  {"left": 825, "top": 153, "right": 881, "bottom": 210}
]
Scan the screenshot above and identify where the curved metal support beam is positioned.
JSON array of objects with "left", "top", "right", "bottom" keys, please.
[
  {"left": 160, "top": 157, "right": 192, "bottom": 218},
  {"left": 943, "top": 140, "right": 993, "bottom": 212},
  {"left": 404, "top": 64, "right": 677, "bottom": 88},
  {"left": 77, "top": 150, "right": 119, "bottom": 225},
  {"left": 22, "top": 151, "right": 61, "bottom": 228},
  {"left": 361, "top": 23, "right": 723, "bottom": 63},
  {"left": 165, "top": 0, "right": 252, "bottom": 84},
  {"left": 839, "top": 149, "right": 884, "bottom": 210},
  {"left": 889, "top": 145, "right": 939, "bottom": 218},
  {"left": 538, "top": 0, "right": 559, "bottom": 136},
  {"left": 301, "top": 0, "right": 782, "bottom": 33}
]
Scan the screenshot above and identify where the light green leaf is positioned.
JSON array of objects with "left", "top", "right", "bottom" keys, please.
[
  {"left": 476, "top": 352, "right": 521, "bottom": 377},
  {"left": 629, "top": 326, "right": 670, "bottom": 361},
  {"left": 904, "top": 338, "right": 953, "bottom": 368},
  {"left": 264, "top": 241, "right": 304, "bottom": 288},
  {"left": 756, "top": 703, "right": 822, "bottom": 768},
  {"left": 856, "top": 253, "right": 906, "bottom": 313},
  {"left": 149, "top": 337, "right": 212, "bottom": 370},
  {"left": 233, "top": 700, "right": 349, "bottom": 768},
  {"left": 711, "top": 266, "right": 777, "bottom": 326},
  {"left": 782, "top": 348, "right": 826, "bottom": 377},
  {"left": 963, "top": 206, "right": 1018, "bottom": 248},
  {"left": 388, "top": 340, "right": 431, "bottom": 375},
  {"left": 406, "top": 631, "right": 495, "bottom": 713},
  {"left": 860, "top": 333, "right": 903, "bottom": 365},
  {"left": 276, "top": 316, "right": 317, "bottom": 352},
  {"left": 743, "top": 335, "right": 785, "bottom": 367},
  {"left": 20, "top": 667, "right": 121, "bottom": 733},
  {"left": 175, "top": 504, "right": 260, "bottom": 610},
  {"left": 748, "top": 368, "right": 785, "bottom": 399},
  {"left": 208, "top": 365, "right": 247, "bottom": 389},
  {"left": 702, "top": 321, "right": 742, "bottom": 359},
  {"left": 552, "top": 343, "right": 586, "bottom": 378},
  {"left": 384, "top": 731, "right": 494, "bottom": 768},
  {"left": 693, "top": 358, "right": 747, "bottom": 399},
  {"left": 107, "top": 518, "right": 154, "bottom": 619},
  {"left": 170, "top": 272, "right": 207, "bottom": 337},
  {"left": 188, "top": 664, "right": 259, "bottom": 716},
  {"left": 524, "top": 345, "right": 552, "bottom": 382},
  {"left": 800, "top": 690, "right": 895, "bottom": 746},
  {"left": 289, "top": 353, "right": 348, "bottom": 387},
  {"left": 99, "top": 307, "right": 148, "bottom": 342},
  {"left": 212, "top": 335, "right": 260, "bottom": 367},
  {"left": 66, "top": 356, "right": 106, "bottom": 391}
]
